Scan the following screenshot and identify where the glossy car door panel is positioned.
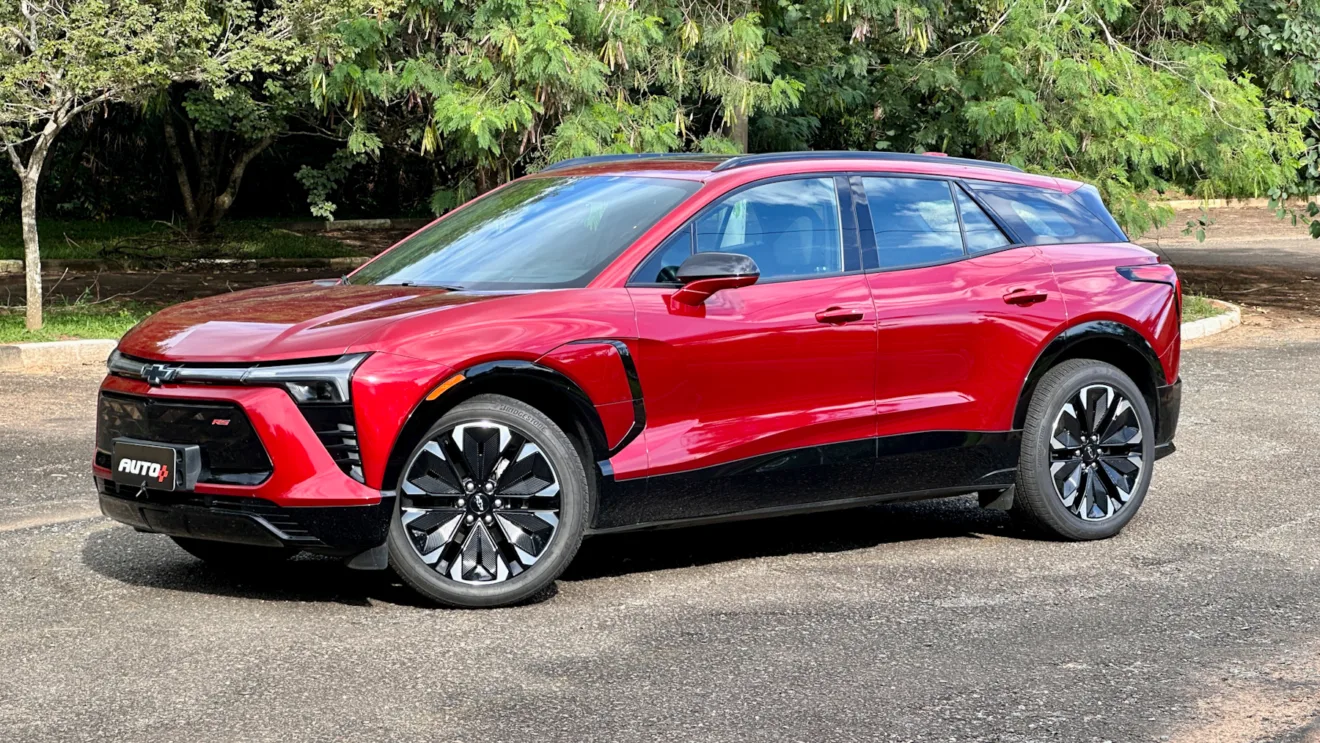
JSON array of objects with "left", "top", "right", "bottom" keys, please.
[
  {"left": 866, "top": 246, "right": 1068, "bottom": 436},
  {"left": 629, "top": 275, "right": 878, "bottom": 478}
]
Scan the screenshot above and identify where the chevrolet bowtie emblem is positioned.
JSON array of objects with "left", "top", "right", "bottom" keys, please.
[{"left": 143, "top": 364, "right": 178, "bottom": 387}]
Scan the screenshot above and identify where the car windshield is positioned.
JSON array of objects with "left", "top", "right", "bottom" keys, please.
[{"left": 348, "top": 176, "right": 701, "bottom": 290}]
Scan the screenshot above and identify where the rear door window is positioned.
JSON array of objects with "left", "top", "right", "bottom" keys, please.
[
  {"left": 966, "top": 181, "right": 1126, "bottom": 245},
  {"left": 861, "top": 177, "right": 965, "bottom": 268},
  {"left": 954, "top": 188, "right": 1011, "bottom": 254}
]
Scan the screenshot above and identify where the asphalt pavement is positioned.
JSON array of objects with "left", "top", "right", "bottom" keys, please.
[{"left": 1, "top": 326, "right": 1319, "bottom": 742}]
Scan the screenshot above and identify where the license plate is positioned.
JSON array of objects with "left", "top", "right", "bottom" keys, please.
[{"left": 111, "top": 440, "right": 181, "bottom": 492}]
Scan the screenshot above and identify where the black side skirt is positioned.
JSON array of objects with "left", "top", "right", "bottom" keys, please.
[{"left": 592, "top": 430, "right": 1021, "bottom": 532}]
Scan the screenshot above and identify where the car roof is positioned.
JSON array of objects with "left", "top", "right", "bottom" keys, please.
[{"left": 535, "top": 152, "right": 1081, "bottom": 192}]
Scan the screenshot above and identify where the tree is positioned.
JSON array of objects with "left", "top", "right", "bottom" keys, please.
[
  {"left": 159, "top": 0, "right": 323, "bottom": 234},
  {"left": 297, "top": 0, "right": 803, "bottom": 218},
  {"left": 0, "top": 0, "right": 196, "bottom": 330},
  {"left": 753, "top": 0, "right": 1309, "bottom": 237}
]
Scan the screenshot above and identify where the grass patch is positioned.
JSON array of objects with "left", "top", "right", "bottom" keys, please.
[
  {"left": 0, "top": 305, "right": 150, "bottom": 344},
  {"left": 1182, "top": 294, "right": 1225, "bottom": 323},
  {"left": 0, "top": 219, "right": 359, "bottom": 261}
]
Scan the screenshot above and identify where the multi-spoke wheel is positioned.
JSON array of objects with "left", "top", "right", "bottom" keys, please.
[
  {"left": 1048, "top": 384, "right": 1144, "bottom": 521},
  {"left": 1013, "top": 359, "right": 1155, "bottom": 540},
  {"left": 387, "top": 394, "right": 589, "bottom": 608}
]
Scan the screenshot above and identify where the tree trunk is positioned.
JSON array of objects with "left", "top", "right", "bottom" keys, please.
[
  {"left": 162, "top": 117, "right": 198, "bottom": 228},
  {"left": 21, "top": 174, "right": 41, "bottom": 331},
  {"left": 731, "top": 111, "right": 749, "bottom": 153},
  {"left": 164, "top": 116, "right": 272, "bottom": 235},
  {"left": 205, "top": 135, "right": 273, "bottom": 231},
  {"left": 13, "top": 121, "right": 60, "bottom": 332}
]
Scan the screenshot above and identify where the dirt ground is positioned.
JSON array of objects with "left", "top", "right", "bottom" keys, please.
[{"left": 1140, "top": 205, "right": 1317, "bottom": 243}]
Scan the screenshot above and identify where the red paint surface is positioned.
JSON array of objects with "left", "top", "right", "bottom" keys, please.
[
  {"left": 103, "top": 156, "right": 1178, "bottom": 509},
  {"left": 629, "top": 274, "right": 877, "bottom": 476},
  {"left": 351, "top": 352, "right": 455, "bottom": 489},
  {"left": 867, "top": 246, "right": 1069, "bottom": 435},
  {"left": 94, "top": 375, "right": 382, "bottom": 507}
]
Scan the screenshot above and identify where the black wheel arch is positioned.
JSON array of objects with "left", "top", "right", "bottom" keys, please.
[
  {"left": 1014, "top": 320, "right": 1167, "bottom": 432},
  {"left": 380, "top": 359, "right": 610, "bottom": 491}
]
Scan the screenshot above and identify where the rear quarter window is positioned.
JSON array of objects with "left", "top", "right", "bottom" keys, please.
[{"left": 967, "top": 181, "right": 1126, "bottom": 245}]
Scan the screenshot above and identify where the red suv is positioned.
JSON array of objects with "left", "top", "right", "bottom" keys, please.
[{"left": 94, "top": 152, "right": 1182, "bottom": 607}]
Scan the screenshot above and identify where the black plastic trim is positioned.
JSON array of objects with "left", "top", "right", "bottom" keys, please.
[
  {"left": 591, "top": 430, "right": 1021, "bottom": 531},
  {"left": 97, "top": 480, "right": 394, "bottom": 555},
  {"left": 379, "top": 358, "right": 610, "bottom": 490},
  {"left": 541, "top": 153, "right": 727, "bottom": 173},
  {"left": 566, "top": 339, "right": 647, "bottom": 456},
  {"left": 1155, "top": 377, "right": 1181, "bottom": 449},
  {"left": 675, "top": 252, "right": 760, "bottom": 282},
  {"left": 1013, "top": 320, "right": 1167, "bottom": 431},
  {"left": 711, "top": 151, "right": 1024, "bottom": 173},
  {"left": 1117, "top": 265, "right": 1177, "bottom": 286}
]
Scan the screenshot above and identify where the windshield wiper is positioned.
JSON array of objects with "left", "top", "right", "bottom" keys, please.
[{"left": 391, "top": 281, "right": 465, "bottom": 291}]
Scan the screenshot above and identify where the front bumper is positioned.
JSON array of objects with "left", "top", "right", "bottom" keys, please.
[
  {"left": 92, "top": 372, "right": 395, "bottom": 553},
  {"left": 96, "top": 479, "right": 393, "bottom": 554},
  {"left": 1154, "top": 377, "right": 1181, "bottom": 460},
  {"left": 93, "top": 374, "right": 382, "bottom": 507}
]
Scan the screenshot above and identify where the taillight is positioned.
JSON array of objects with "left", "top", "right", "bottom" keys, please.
[
  {"left": 1118, "top": 262, "right": 1182, "bottom": 317},
  {"left": 1117, "top": 263, "right": 1178, "bottom": 286}
]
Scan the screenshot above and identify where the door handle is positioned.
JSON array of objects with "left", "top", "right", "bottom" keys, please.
[
  {"left": 815, "top": 306, "right": 865, "bottom": 324},
  {"left": 1002, "top": 288, "right": 1049, "bottom": 306}
]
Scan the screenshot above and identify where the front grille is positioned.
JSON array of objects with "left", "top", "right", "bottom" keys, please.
[
  {"left": 297, "top": 403, "right": 364, "bottom": 482},
  {"left": 96, "top": 392, "right": 273, "bottom": 485}
]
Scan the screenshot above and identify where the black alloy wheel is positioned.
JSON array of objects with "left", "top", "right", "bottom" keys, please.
[
  {"left": 387, "top": 395, "right": 589, "bottom": 608},
  {"left": 1013, "top": 359, "right": 1156, "bottom": 540},
  {"left": 1048, "top": 383, "right": 1145, "bottom": 521}
]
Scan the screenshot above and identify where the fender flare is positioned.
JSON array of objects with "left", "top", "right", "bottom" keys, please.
[
  {"left": 1013, "top": 319, "right": 1166, "bottom": 430},
  {"left": 378, "top": 351, "right": 634, "bottom": 490}
]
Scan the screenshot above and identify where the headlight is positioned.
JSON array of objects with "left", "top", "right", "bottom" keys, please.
[
  {"left": 240, "top": 354, "right": 369, "bottom": 403},
  {"left": 106, "top": 350, "right": 370, "bottom": 404}
]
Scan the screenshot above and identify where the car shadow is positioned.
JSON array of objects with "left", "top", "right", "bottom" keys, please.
[
  {"left": 81, "top": 495, "right": 1014, "bottom": 604},
  {"left": 80, "top": 527, "right": 430, "bottom": 607}
]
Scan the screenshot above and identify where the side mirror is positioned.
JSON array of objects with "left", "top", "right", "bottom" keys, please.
[{"left": 672, "top": 252, "right": 760, "bottom": 306}]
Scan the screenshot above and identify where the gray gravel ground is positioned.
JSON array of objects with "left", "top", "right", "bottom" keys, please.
[{"left": 1, "top": 327, "right": 1319, "bottom": 743}]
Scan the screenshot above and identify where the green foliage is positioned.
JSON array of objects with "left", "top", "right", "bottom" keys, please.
[
  {"left": 7, "top": 0, "right": 1320, "bottom": 240},
  {"left": 304, "top": 0, "right": 803, "bottom": 214},
  {"left": 0, "top": 305, "right": 149, "bottom": 343}
]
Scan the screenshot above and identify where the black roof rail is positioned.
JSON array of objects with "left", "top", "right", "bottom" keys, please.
[
  {"left": 541, "top": 153, "right": 728, "bottom": 173},
  {"left": 710, "top": 151, "right": 1024, "bottom": 173}
]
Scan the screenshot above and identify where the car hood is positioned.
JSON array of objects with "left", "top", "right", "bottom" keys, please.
[{"left": 116, "top": 282, "right": 512, "bottom": 362}]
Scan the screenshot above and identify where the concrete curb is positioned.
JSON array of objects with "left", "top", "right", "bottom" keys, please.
[
  {"left": 1181, "top": 299, "right": 1241, "bottom": 341},
  {"left": 274, "top": 217, "right": 432, "bottom": 232},
  {"left": 0, "top": 338, "right": 117, "bottom": 371}
]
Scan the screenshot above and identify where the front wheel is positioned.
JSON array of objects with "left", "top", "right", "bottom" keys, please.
[
  {"left": 1012, "top": 359, "right": 1155, "bottom": 540},
  {"left": 387, "top": 394, "right": 590, "bottom": 608}
]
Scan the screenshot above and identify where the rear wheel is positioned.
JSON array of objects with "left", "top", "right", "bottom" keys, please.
[
  {"left": 387, "top": 394, "right": 590, "bottom": 608},
  {"left": 1012, "top": 359, "right": 1155, "bottom": 540},
  {"left": 170, "top": 537, "right": 300, "bottom": 566}
]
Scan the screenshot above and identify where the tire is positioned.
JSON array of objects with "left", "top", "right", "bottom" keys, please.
[
  {"left": 387, "top": 394, "right": 590, "bottom": 608},
  {"left": 1012, "top": 359, "right": 1156, "bottom": 540},
  {"left": 171, "top": 536, "right": 300, "bottom": 566}
]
